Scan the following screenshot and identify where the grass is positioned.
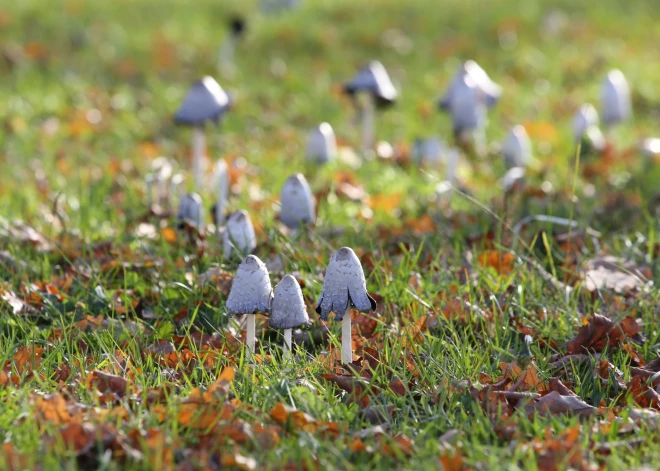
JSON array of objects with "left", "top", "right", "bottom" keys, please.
[{"left": 2, "top": 0, "right": 660, "bottom": 469}]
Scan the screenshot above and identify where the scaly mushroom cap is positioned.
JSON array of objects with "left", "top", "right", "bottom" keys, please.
[
  {"left": 439, "top": 60, "right": 501, "bottom": 111},
  {"left": 449, "top": 75, "right": 486, "bottom": 133},
  {"left": 177, "top": 193, "right": 204, "bottom": 229},
  {"left": 280, "top": 174, "right": 315, "bottom": 230},
  {"left": 223, "top": 210, "right": 257, "bottom": 258},
  {"left": 601, "top": 69, "right": 631, "bottom": 125},
  {"left": 502, "top": 125, "right": 532, "bottom": 169},
  {"left": 174, "top": 76, "right": 231, "bottom": 126},
  {"left": 316, "top": 247, "right": 376, "bottom": 321},
  {"left": 343, "top": 61, "right": 398, "bottom": 107},
  {"left": 226, "top": 255, "right": 273, "bottom": 315},
  {"left": 306, "top": 123, "right": 336, "bottom": 164},
  {"left": 572, "top": 104, "right": 599, "bottom": 141},
  {"left": 269, "top": 275, "right": 309, "bottom": 329}
]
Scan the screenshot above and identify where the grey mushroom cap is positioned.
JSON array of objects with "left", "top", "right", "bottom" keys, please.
[
  {"left": 177, "top": 193, "right": 204, "bottom": 228},
  {"left": 280, "top": 173, "right": 315, "bottom": 230},
  {"left": 438, "top": 60, "right": 501, "bottom": 111},
  {"left": 223, "top": 210, "right": 257, "bottom": 258},
  {"left": 343, "top": 61, "right": 398, "bottom": 107},
  {"left": 315, "top": 247, "right": 376, "bottom": 322},
  {"left": 269, "top": 275, "right": 309, "bottom": 330},
  {"left": 226, "top": 255, "right": 273, "bottom": 315},
  {"left": 174, "top": 76, "right": 231, "bottom": 126}
]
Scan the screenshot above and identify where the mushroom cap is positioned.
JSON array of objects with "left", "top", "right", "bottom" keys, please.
[
  {"left": 177, "top": 193, "right": 204, "bottom": 229},
  {"left": 449, "top": 75, "right": 486, "bottom": 133},
  {"left": 501, "top": 166, "right": 526, "bottom": 192},
  {"left": 601, "top": 69, "right": 631, "bottom": 125},
  {"left": 315, "top": 247, "right": 376, "bottom": 321},
  {"left": 343, "top": 61, "right": 398, "bottom": 107},
  {"left": 174, "top": 76, "right": 231, "bottom": 126},
  {"left": 223, "top": 210, "right": 257, "bottom": 258},
  {"left": 502, "top": 125, "right": 532, "bottom": 169},
  {"left": 280, "top": 173, "right": 315, "bottom": 230},
  {"left": 306, "top": 123, "right": 336, "bottom": 164},
  {"left": 439, "top": 60, "right": 501, "bottom": 111},
  {"left": 269, "top": 275, "right": 310, "bottom": 329},
  {"left": 412, "top": 137, "right": 446, "bottom": 166},
  {"left": 572, "top": 104, "right": 599, "bottom": 140},
  {"left": 226, "top": 255, "right": 273, "bottom": 315}
]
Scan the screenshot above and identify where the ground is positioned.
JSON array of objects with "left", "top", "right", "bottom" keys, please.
[{"left": 1, "top": 0, "right": 660, "bottom": 470}]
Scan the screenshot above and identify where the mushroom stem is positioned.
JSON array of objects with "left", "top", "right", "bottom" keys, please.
[
  {"left": 145, "top": 178, "right": 153, "bottom": 208},
  {"left": 360, "top": 95, "right": 375, "bottom": 154},
  {"left": 157, "top": 176, "right": 169, "bottom": 209},
  {"left": 218, "top": 35, "right": 237, "bottom": 73},
  {"left": 246, "top": 314, "right": 256, "bottom": 353},
  {"left": 341, "top": 308, "right": 352, "bottom": 365},
  {"left": 283, "top": 329, "right": 292, "bottom": 359},
  {"left": 192, "top": 126, "right": 205, "bottom": 191},
  {"left": 216, "top": 180, "right": 227, "bottom": 234}
]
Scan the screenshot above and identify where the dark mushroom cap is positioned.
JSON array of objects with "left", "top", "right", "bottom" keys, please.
[
  {"left": 226, "top": 255, "right": 273, "bottom": 315},
  {"left": 343, "top": 61, "right": 398, "bottom": 108},
  {"left": 269, "top": 275, "right": 309, "bottom": 330},
  {"left": 174, "top": 76, "right": 231, "bottom": 126},
  {"left": 315, "top": 247, "right": 376, "bottom": 322},
  {"left": 279, "top": 173, "right": 315, "bottom": 230},
  {"left": 177, "top": 193, "right": 204, "bottom": 229},
  {"left": 438, "top": 60, "right": 501, "bottom": 111}
]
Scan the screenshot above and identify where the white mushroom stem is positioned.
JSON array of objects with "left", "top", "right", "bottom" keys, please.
[
  {"left": 361, "top": 95, "right": 375, "bottom": 154},
  {"left": 283, "top": 329, "right": 292, "bottom": 359},
  {"left": 246, "top": 314, "right": 256, "bottom": 353},
  {"left": 157, "top": 177, "right": 169, "bottom": 208},
  {"left": 341, "top": 308, "right": 352, "bottom": 365},
  {"left": 192, "top": 126, "right": 205, "bottom": 191},
  {"left": 218, "top": 36, "right": 237, "bottom": 73}
]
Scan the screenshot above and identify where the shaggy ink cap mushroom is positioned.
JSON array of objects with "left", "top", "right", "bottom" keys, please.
[
  {"left": 439, "top": 60, "right": 501, "bottom": 110},
  {"left": 306, "top": 123, "right": 336, "bottom": 164},
  {"left": 280, "top": 173, "right": 315, "bottom": 230},
  {"left": 174, "top": 76, "right": 231, "bottom": 126},
  {"left": 269, "top": 275, "right": 310, "bottom": 330},
  {"left": 226, "top": 255, "right": 273, "bottom": 316},
  {"left": 223, "top": 210, "right": 257, "bottom": 258},
  {"left": 502, "top": 125, "right": 532, "bottom": 169},
  {"left": 572, "top": 104, "right": 599, "bottom": 140},
  {"left": 177, "top": 193, "right": 204, "bottom": 229},
  {"left": 316, "top": 247, "right": 376, "bottom": 322},
  {"left": 601, "top": 69, "right": 631, "bottom": 125},
  {"left": 449, "top": 75, "right": 485, "bottom": 133},
  {"left": 343, "top": 61, "right": 398, "bottom": 107}
]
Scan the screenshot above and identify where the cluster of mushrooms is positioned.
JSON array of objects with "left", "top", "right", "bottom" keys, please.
[{"left": 226, "top": 248, "right": 376, "bottom": 363}]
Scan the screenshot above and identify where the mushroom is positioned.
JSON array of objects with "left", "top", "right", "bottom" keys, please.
[
  {"left": 438, "top": 60, "right": 501, "bottom": 111},
  {"left": 218, "top": 16, "right": 246, "bottom": 74},
  {"left": 269, "top": 274, "right": 309, "bottom": 358},
  {"left": 502, "top": 125, "right": 532, "bottom": 169},
  {"left": 170, "top": 174, "right": 185, "bottom": 207},
  {"left": 177, "top": 193, "right": 204, "bottom": 230},
  {"left": 306, "top": 123, "right": 337, "bottom": 164},
  {"left": 151, "top": 157, "right": 173, "bottom": 209},
  {"left": 316, "top": 247, "right": 376, "bottom": 365},
  {"left": 214, "top": 159, "right": 230, "bottom": 231},
  {"left": 448, "top": 75, "right": 487, "bottom": 153},
  {"left": 226, "top": 255, "right": 273, "bottom": 353},
  {"left": 343, "top": 61, "right": 398, "bottom": 154},
  {"left": 279, "top": 173, "right": 315, "bottom": 232},
  {"left": 223, "top": 210, "right": 257, "bottom": 258},
  {"left": 174, "top": 76, "right": 231, "bottom": 191},
  {"left": 601, "top": 69, "right": 631, "bottom": 128},
  {"left": 572, "top": 104, "right": 599, "bottom": 141}
]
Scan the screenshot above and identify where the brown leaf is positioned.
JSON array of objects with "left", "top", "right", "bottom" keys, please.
[
  {"left": 87, "top": 370, "right": 128, "bottom": 397},
  {"left": 626, "top": 375, "right": 660, "bottom": 409},
  {"left": 477, "top": 251, "right": 516, "bottom": 276},
  {"left": 36, "top": 393, "right": 74, "bottom": 424},
  {"left": 524, "top": 391, "right": 596, "bottom": 418},
  {"left": 566, "top": 314, "right": 638, "bottom": 354},
  {"left": 581, "top": 255, "right": 648, "bottom": 293}
]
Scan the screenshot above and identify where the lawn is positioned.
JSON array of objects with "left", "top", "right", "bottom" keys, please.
[{"left": 2, "top": 0, "right": 660, "bottom": 469}]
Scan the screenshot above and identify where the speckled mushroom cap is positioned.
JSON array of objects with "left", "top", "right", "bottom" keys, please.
[
  {"left": 174, "top": 76, "right": 231, "bottom": 126},
  {"left": 269, "top": 275, "right": 309, "bottom": 330},
  {"left": 177, "top": 193, "right": 204, "bottom": 229},
  {"left": 316, "top": 247, "right": 376, "bottom": 322},
  {"left": 223, "top": 210, "right": 257, "bottom": 258},
  {"left": 343, "top": 61, "right": 398, "bottom": 107},
  {"left": 439, "top": 60, "right": 501, "bottom": 111},
  {"left": 280, "top": 174, "right": 315, "bottom": 230},
  {"left": 226, "top": 255, "right": 273, "bottom": 316},
  {"left": 601, "top": 69, "right": 631, "bottom": 125}
]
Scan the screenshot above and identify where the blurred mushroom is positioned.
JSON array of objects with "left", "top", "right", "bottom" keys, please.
[
  {"left": 223, "top": 210, "right": 257, "bottom": 258},
  {"left": 601, "top": 69, "right": 631, "bottom": 128},
  {"left": 214, "top": 159, "right": 230, "bottom": 230},
  {"left": 269, "top": 274, "right": 309, "bottom": 358},
  {"left": 502, "top": 125, "right": 532, "bottom": 169},
  {"left": 343, "top": 61, "right": 398, "bottom": 154},
  {"left": 174, "top": 76, "right": 231, "bottom": 190},
  {"left": 316, "top": 247, "right": 376, "bottom": 365},
  {"left": 177, "top": 193, "right": 204, "bottom": 230},
  {"left": 280, "top": 173, "right": 315, "bottom": 232},
  {"left": 306, "top": 122, "right": 337, "bottom": 164},
  {"left": 218, "top": 15, "right": 246, "bottom": 75},
  {"left": 438, "top": 60, "right": 501, "bottom": 110},
  {"left": 412, "top": 137, "right": 446, "bottom": 167},
  {"left": 572, "top": 104, "right": 599, "bottom": 141},
  {"left": 448, "top": 75, "right": 487, "bottom": 154},
  {"left": 226, "top": 255, "right": 273, "bottom": 353},
  {"left": 151, "top": 157, "right": 173, "bottom": 208},
  {"left": 144, "top": 173, "right": 155, "bottom": 208}
]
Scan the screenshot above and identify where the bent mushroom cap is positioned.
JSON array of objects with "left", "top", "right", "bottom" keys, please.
[
  {"left": 223, "top": 210, "right": 257, "bottom": 258},
  {"left": 502, "top": 125, "right": 532, "bottom": 169},
  {"left": 572, "top": 104, "right": 599, "bottom": 140},
  {"left": 174, "top": 76, "right": 231, "bottom": 126},
  {"left": 280, "top": 173, "right": 315, "bottom": 230},
  {"left": 269, "top": 275, "right": 309, "bottom": 330},
  {"left": 306, "top": 123, "right": 336, "bottom": 164},
  {"left": 449, "top": 75, "right": 486, "bottom": 133},
  {"left": 226, "top": 255, "right": 273, "bottom": 315},
  {"left": 177, "top": 193, "right": 204, "bottom": 228},
  {"left": 601, "top": 69, "right": 631, "bottom": 125},
  {"left": 315, "top": 247, "right": 376, "bottom": 322},
  {"left": 343, "top": 61, "right": 398, "bottom": 107},
  {"left": 439, "top": 60, "right": 501, "bottom": 111}
]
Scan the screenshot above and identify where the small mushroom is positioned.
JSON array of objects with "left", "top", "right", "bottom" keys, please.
[
  {"left": 501, "top": 166, "right": 526, "bottom": 194},
  {"left": 343, "top": 61, "right": 398, "bottom": 154},
  {"left": 412, "top": 137, "right": 446, "bottom": 167},
  {"left": 174, "top": 76, "right": 231, "bottom": 191},
  {"left": 316, "top": 247, "right": 376, "bottom": 365},
  {"left": 269, "top": 275, "right": 309, "bottom": 358},
  {"left": 601, "top": 69, "right": 631, "bottom": 127},
  {"left": 306, "top": 122, "right": 337, "bottom": 164},
  {"left": 280, "top": 173, "right": 315, "bottom": 232},
  {"left": 214, "top": 159, "right": 230, "bottom": 230},
  {"left": 502, "top": 125, "right": 532, "bottom": 169},
  {"left": 438, "top": 60, "right": 501, "bottom": 111},
  {"left": 449, "top": 75, "right": 487, "bottom": 154},
  {"left": 177, "top": 193, "right": 204, "bottom": 230},
  {"left": 226, "top": 255, "right": 273, "bottom": 353},
  {"left": 151, "top": 157, "right": 173, "bottom": 209},
  {"left": 572, "top": 104, "right": 599, "bottom": 141},
  {"left": 223, "top": 210, "right": 257, "bottom": 258}
]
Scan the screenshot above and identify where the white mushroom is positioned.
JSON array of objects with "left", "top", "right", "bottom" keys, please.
[
  {"left": 217, "top": 16, "right": 246, "bottom": 75},
  {"left": 502, "top": 125, "right": 532, "bottom": 169},
  {"left": 572, "top": 104, "right": 599, "bottom": 141},
  {"left": 269, "top": 275, "right": 309, "bottom": 358},
  {"left": 601, "top": 69, "right": 631, "bottom": 127},
  {"left": 223, "top": 210, "right": 257, "bottom": 259},
  {"left": 306, "top": 123, "right": 337, "bottom": 164},
  {"left": 280, "top": 173, "right": 315, "bottom": 231},
  {"left": 215, "top": 159, "right": 230, "bottom": 230},
  {"left": 177, "top": 193, "right": 204, "bottom": 230},
  {"left": 412, "top": 137, "right": 446, "bottom": 167},
  {"left": 439, "top": 60, "right": 501, "bottom": 111},
  {"left": 226, "top": 255, "right": 273, "bottom": 353},
  {"left": 501, "top": 167, "right": 526, "bottom": 193},
  {"left": 316, "top": 247, "right": 376, "bottom": 365}
]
